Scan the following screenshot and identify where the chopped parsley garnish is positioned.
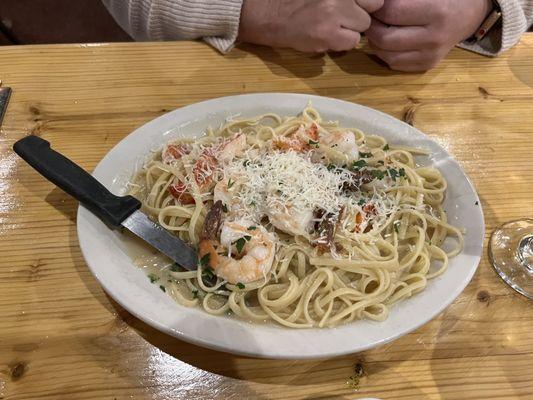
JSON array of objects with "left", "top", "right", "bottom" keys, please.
[
  {"left": 236, "top": 282, "right": 245, "bottom": 290},
  {"left": 227, "top": 178, "right": 234, "bottom": 189},
  {"left": 247, "top": 226, "right": 257, "bottom": 231},
  {"left": 358, "top": 199, "right": 366, "bottom": 206},
  {"left": 170, "top": 264, "right": 181, "bottom": 272},
  {"left": 148, "top": 273, "right": 159, "bottom": 283},
  {"left": 383, "top": 144, "right": 390, "bottom": 151},
  {"left": 388, "top": 168, "right": 399, "bottom": 181},
  {"left": 309, "top": 139, "right": 319, "bottom": 146},
  {"left": 359, "top": 152, "right": 373, "bottom": 158},
  {"left": 327, "top": 164, "right": 336, "bottom": 171},
  {"left": 243, "top": 159, "right": 251, "bottom": 167},
  {"left": 199, "top": 253, "right": 211, "bottom": 267},
  {"left": 192, "top": 289, "right": 199, "bottom": 299},
  {"left": 159, "top": 285, "right": 166, "bottom": 292},
  {"left": 352, "top": 160, "right": 367, "bottom": 170},
  {"left": 234, "top": 236, "right": 251, "bottom": 253},
  {"left": 222, "top": 204, "right": 228, "bottom": 213},
  {"left": 377, "top": 160, "right": 385, "bottom": 165},
  {"left": 249, "top": 201, "right": 256, "bottom": 207},
  {"left": 399, "top": 168, "right": 406, "bottom": 177},
  {"left": 475, "top": 200, "right": 479, "bottom": 206},
  {"left": 234, "top": 237, "right": 247, "bottom": 253},
  {"left": 202, "top": 267, "right": 215, "bottom": 279},
  {"left": 371, "top": 169, "right": 385, "bottom": 180},
  {"left": 393, "top": 221, "right": 401, "bottom": 234}
]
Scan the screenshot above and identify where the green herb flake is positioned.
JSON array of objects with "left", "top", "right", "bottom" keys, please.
[
  {"left": 148, "top": 273, "right": 159, "bottom": 283},
  {"left": 399, "top": 168, "right": 406, "bottom": 177},
  {"left": 393, "top": 221, "right": 401, "bottom": 234},
  {"left": 388, "top": 168, "right": 399, "bottom": 181},
  {"left": 236, "top": 282, "right": 245, "bottom": 290},
  {"left": 159, "top": 285, "right": 166, "bottom": 292},
  {"left": 371, "top": 169, "right": 385, "bottom": 180},
  {"left": 327, "top": 164, "right": 336, "bottom": 171},
  {"left": 202, "top": 267, "right": 215, "bottom": 279},
  {"left": 192, "top": 289, "right": 199, "bottom": 299},
  {"left": 358, "top": 199, "right": 366, "bottom": 206},
  {"left": 377, "top": 160, "right": 385, "bottom": 165},
  {"left": 249, "top": 201, "right": 256, "bottom": 207},
  {"left": 244, "top": 235, "right": 252, "bottom": 241},
  {"left": 383, "top": 144, "right": 390, "bottom": 151},
  {"left": 247, "top": 226, "right": 257, "bottom": 231},
  {"left": 234, "top": 237, "right": 246, "bottom": 253},
  {"left": 360, "top": 152, "right": 373, "bottom": 158},
  {"left": 309, "top": 139, "right": 319, "bottom": 146},
  {"left": 243, "top": 159, "right": 251, "bottom": 167},
  {"left": 222, "top": 204, "right": 228, "bottom": 213},
  {"left": 199, "top": 253, "right": 211, "bottom": 268},
  {"left": 227, "top": 178, "right": 234, "bottom": 189},
  {"left": 352, "top": 160, "right": 367, "bottom": 170}
]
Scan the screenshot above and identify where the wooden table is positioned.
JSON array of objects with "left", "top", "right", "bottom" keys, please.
[{"left": 1, "top": 36, "right": 532, "bottom": 400}]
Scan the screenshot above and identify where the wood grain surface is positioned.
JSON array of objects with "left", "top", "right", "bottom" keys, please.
[{"left": 0, "top": 37, "right": 532, "bottom": 400}]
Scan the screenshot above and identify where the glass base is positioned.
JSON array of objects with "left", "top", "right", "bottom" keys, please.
[{"left": 489, "top": 219, "right": 533, "bottom": 299}]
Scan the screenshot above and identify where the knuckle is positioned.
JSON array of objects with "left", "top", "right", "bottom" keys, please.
[
  {"left": 432, "top": 2, "right": 448, "bottom": 20},
  {"left": 320, "top": 0, "right": 338, "bottom": 17},
  {"left": 360, "top": 12, "right": 372, "bottom": 31}
]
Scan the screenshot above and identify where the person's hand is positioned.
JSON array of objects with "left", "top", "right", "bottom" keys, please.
[
  {"left": 365, "top": 0, "right": 494, "bottom": 71},
  {"left": 239, "top": 0, "right": 384, "bottom": 53}
]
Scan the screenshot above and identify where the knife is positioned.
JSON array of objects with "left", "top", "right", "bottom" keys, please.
[{"left": 13, "top": 135, "right": 198, "bottom": 270}]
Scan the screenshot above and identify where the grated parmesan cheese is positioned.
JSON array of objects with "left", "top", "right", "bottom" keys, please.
[{"left": 225, "top": 150, "right": 355, "bottom": 223}]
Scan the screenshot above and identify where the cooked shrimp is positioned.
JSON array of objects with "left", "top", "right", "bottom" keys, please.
[
  {"left": 273, "top": 123, "right": 319, "bottom": 153},
  {"left": 213, "top": 180, "right": 232, "bottom": 206},
  {"left": 212, "top": 219, "right": 276, "bottom": 284},
  {"left": 318, "top": 130, "right": 359, "bottom": 162},
  {"left": 217, "top": 133, "right": 246, "bottom": 163},
  {"left": 266, "top": 205, "right": 313, "bottom": 237}
]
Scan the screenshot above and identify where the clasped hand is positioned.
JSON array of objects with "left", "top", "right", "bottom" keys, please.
[{"left": 240, "top": 0, "right": 493, "bottom": 71}]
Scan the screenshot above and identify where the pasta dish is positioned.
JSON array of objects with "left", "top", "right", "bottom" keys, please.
[{"left": 127, "top": 105, "right": 463, "bottom": 328}]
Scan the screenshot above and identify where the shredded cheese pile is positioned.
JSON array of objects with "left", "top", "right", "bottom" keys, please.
[{"left": 225, "top": 150, "right": 356, "bottom": 221}]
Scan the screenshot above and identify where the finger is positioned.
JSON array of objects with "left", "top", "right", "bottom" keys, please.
[
  {"left": 372, "top": 0, "right": 435, "bottom": 26},
  {"left": 328, "top": 29, "right": 362, "bottom": 52},
  {"left": 356, "top": 0, "right": 384, "bottom": 14},
  {"left": 371, "top": 47, "right": 442, "bottom": 71},
  {"left": 340, "top": 4, "right": 372, "bottom": 32},
  {"left": 366, "top": 18, "right": 432, "bottom": 51}
]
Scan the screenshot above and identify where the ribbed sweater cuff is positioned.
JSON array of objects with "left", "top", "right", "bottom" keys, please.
[
  {"left": 459, "top": 0, "right": 531, "bottom": 56},
  {"left": 137, "top": 0, "right": 243, "bottom": 53}
]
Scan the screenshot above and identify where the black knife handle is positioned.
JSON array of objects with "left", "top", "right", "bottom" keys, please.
[{"left": 13, "top": 135, "right": 141, "bottom": 227}]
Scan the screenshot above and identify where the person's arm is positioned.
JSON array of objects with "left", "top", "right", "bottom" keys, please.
[
  {"left": 103, "top": 0, "right": 382, "bottom": 54},
  {"left": 101, "top": 0, "right": 243, "bottom": 53},
  {"left": 460, "top": 0, "right": 533, "bottom": 56}
]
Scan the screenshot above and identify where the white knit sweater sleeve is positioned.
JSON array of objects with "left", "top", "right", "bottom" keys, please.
[
  {"left": 460, "top": 0, "right": 533, "bottom": 56},
  {"left": 101, "top": 0, "right": 244, "bottom": 53}
]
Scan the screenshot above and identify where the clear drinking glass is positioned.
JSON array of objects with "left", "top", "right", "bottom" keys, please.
[{"left": 489, "top": 219, "right": 533, "bottom": 299}]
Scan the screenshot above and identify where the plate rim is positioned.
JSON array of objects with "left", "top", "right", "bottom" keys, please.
[{"left": 77, "top": 93, "right": 485, "bottom": 359}]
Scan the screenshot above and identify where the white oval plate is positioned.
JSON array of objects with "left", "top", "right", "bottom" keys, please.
[{"left": 77, "top": 93, "right": 484, "bottom": 359}]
